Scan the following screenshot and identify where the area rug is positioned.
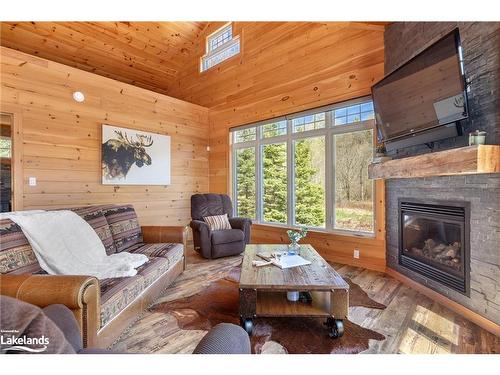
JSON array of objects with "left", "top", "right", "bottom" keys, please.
[{"left": 153, "top": 265, "right": 386, "bottom": 354}]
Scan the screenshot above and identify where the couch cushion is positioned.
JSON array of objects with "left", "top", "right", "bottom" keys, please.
[
  {"left": 102, "top": 205, "right": 143, "bottom": 252},
  {"left": 128, "top": 243, "right": 184, "bottom": 263},
  {"left": 211, "top": 229, "right": 244, "bottom": 245},
  {"left": 99, "top": 275, "right": 145, "bottom": 327},
  {"left": 135, "top": 257, "right": 171, "bottom": 290},
  {"left": 71, "top": 206, "right": 117, "bottom": 255},
  {"left": 0, "top": 218, "right": 42, "bottom": 274},
  {"left": 99, "top": 244, "right": 183, "bottom": 327}
]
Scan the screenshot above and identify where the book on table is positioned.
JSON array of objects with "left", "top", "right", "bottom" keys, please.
[{"left": 256, "top": 252, "right": 311, "bottom": 269}]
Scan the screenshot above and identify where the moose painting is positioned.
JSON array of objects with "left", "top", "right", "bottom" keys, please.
[{"left": 101, "top": 125, "right": 171, "bottom": 185}]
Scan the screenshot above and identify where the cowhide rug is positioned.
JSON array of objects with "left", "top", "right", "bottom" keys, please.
[{"left": 153, "top": 265, "right": 386, "bottom": 354}]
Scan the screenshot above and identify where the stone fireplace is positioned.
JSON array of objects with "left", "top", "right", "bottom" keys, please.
[
  {"left": 383, "top": 23, "right": 500, "bottom": 325},
  {"left": 398, "top": 199, "right": 470, "bottom": 295},
  {"left": 386, "top": 175, "right": 499, "bottom": 324}
]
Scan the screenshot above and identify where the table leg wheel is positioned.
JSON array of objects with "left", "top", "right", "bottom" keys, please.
[
  {"left": 240, "top": 318, "right": 253, "bottom": 335},
  {"left": 325, "top": 318, "right": 344, "bottom": 339}
]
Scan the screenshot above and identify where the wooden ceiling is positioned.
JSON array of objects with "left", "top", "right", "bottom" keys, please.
[
  {"left": 0, "top": 22, "right": 387, "bottom": 104},
  {"left": 0, "top": 22, "right": 209, "bottom": 95}
]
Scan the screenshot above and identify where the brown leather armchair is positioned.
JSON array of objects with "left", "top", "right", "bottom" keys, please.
[{"left": 190, "top": 194, "right": 252, "bottom": 259}]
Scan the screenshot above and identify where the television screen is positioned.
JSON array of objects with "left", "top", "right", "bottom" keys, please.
[{"left": 372, "top": 29, "right": 467, "bottom": 143}]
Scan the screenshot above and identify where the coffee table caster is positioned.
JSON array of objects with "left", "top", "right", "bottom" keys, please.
[
  {"left": 325, "top": 317, "right": 344, "bottom": 339},
  {"left": 240, "top": 318, "right": 253, "bottom": 335}
]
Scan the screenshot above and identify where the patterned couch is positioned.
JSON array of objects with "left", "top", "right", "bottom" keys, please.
[{"left": 0, "top": 204, "right": 188, "bottom": 348}]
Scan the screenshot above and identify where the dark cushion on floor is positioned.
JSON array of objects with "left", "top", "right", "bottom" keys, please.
[
  {"left": 211, "top": 229, "right": 244, "bottom": 245},
  {"left": 43, "top": 304, "right": 83, "bottom": 352},
  {"left": 193, "top": 323, "right": 251, "bottom": 354}
]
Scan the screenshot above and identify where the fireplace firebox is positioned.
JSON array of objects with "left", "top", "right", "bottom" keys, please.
[{"left": 398, "top": 199, "right": 470, "bottom": 295}]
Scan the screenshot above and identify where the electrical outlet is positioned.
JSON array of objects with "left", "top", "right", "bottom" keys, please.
[
  {"left": 353, "top": 248, "right": 360, "bottom": 259},
  {"left": 28, "top": 177, "right": 37, "bottom": 187}
]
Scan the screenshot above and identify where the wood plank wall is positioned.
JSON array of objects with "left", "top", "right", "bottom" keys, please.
[
  {"left": 0, "top": 46, "right": 209, "bottom": 226},
  {"left": 172, "top": 22, "right": 387, "bottom": 270}
]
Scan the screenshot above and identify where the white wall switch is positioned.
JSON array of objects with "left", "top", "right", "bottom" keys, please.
[
  {"left": 353, "top": 248, "right": 360, "bottom": 259},
  {"left": 28, "top": 177, "right": 37, "bottom": 186}
]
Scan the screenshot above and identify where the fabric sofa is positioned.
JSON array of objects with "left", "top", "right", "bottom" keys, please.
[{"left": 0, "top": 204, "right": 188, "bottom": 349}]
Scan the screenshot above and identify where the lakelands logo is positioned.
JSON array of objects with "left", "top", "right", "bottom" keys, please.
[{"left": 1, "top": 329, "right": 49, "bottom": 353}]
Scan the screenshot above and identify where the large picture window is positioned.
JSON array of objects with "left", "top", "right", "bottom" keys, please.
[{"left": 231, "top": 97, "right": 375, "bottom": 235}]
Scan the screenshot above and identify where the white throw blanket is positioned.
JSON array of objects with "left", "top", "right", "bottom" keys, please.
[{"left": 2, "top": 210, "right": 148, "bottom": 279}]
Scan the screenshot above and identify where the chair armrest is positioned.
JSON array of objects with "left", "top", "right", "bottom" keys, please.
[
  {"left": 190, "top": 219, "right": 210, "bottom": 232},
  {"left": 190, "top": 220, "right": 212, "bottom": 259},
  {"left": 0, "top": 274, "right": 100, "bottom": 348},
  {"left": 229, "top": 217, "right": 252, "bottom": 244},
  {"left": 141, "top": 225, "right": 188, "bottom": 246},
  {"left": 228, "top": 217, "right": 252, "bottom": 230},
  {"left": 141, "top": 225, "right": 189, "bottom": 269}
]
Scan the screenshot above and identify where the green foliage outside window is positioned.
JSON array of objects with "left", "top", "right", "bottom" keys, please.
[
  {"left": 262, "top": 143, "right": 287, "bottom": 223},
  {"left": 294, "top": 138, "right": 325, "bottom": 227},
  {"left": 334, "top": 130, "right": 373, "bottom": 232},
  {"left": 0, "top": 138, "right": 11, "bottom": 158},
  {"left": 235, "top": 147, "right": 256, "bottom": 218}
]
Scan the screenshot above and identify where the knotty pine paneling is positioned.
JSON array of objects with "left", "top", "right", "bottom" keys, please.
[
  {"left": 0, "top": 46, "right": 209, "bottom": 226},
  {"left": 0, "top": 22, "right": 209, "bottom": 96},
  {"left": 174, "top": 22, "right": 387, "bottom": 270}
]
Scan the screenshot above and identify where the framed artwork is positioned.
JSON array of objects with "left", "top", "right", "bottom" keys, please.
[{"left": 101, "top": 124, "right": 171, "bottom": 185}]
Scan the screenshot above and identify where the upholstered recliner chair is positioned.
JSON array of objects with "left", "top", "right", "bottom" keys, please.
[{"left": 190, "top": 194, "right": 252, "bottom": 259}]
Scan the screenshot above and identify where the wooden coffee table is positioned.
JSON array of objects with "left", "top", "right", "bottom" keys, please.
[{"left": 239, "top": 244, "right": 349, "bottom": 338}]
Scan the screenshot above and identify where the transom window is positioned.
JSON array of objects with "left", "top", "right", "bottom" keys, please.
[
  {"left": 208, "top": 24, "right": 232, "bottom": 52},
  {"left": 201, "top": 23, "right": 240, "bottom": 72},
  {"left": 231, "top": 97, "right": 376, "bottom": 235},
  {"left": 293, "top": 113, "right": 326, "bottom": 133},
  {"left": 334, "top": 101, "right": 374, "bottom": 125}
]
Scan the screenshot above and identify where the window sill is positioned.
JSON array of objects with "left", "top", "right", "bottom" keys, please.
[{"left": 253, "top": 221, "right": 376, "bottom": 240}]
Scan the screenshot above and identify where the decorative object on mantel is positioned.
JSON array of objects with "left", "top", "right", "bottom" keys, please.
[
  {"left": 372, "top": 155, "right": 393, "bottom": 164},
  {"left": 101, "top": 124, "right": 171, "bottom": 185},
  {"left": 469, "top": 130, "right": 487, "bottom": 146},
  {"left": 287, "top": 227, "right": 308, "bottom": 255},
  {"left": 372, "top": 144, "right": 392, "bottom": 164},
  {"left": 368, "top": 145, "right": 500, "bottom": 180}
]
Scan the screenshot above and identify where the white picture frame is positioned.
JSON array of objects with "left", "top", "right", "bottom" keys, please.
[{"left": 101, "top": 124, "right": 171, "bottom": 185}]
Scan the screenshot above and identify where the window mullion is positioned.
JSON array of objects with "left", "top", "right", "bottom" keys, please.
[
  {"left": 231, "top": 143, "right": 236, "bottom": 217},
  {"left": 331, "top": 133, "right": 337, "bottom": 230},
  {"left": 256, "top": 127, "right": 262, "bottom": 224},
  {"left": 287, "top": 119, "right": 293, "bottom": 227},
  {"left": 325, "top": 111, "right": 334, "bottom": 232}
]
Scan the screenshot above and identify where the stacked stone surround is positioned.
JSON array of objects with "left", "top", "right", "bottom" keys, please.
[
  {"left": 386, "top": 174, "right": 500, "bottom": 323},
  {"left": 384, "top": 22, "right": 500, "bottom": 324}
]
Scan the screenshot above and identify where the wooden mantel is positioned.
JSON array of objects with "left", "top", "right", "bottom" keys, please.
[{"left": 368, "top": 145, "right": 500, "bottom": 180}]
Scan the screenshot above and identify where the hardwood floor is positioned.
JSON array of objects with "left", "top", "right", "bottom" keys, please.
[{"left": 111, "top": 248, "right": 499, "bottom": 354}]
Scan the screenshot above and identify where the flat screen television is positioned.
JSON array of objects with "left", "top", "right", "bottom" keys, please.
[{"left": 372, "top": 29, "right": 468, "bottom": 151}]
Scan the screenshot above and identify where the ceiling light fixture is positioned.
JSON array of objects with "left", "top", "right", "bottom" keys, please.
[{"left": 72, "top": 91, "right": 85, "bottom": 103}]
